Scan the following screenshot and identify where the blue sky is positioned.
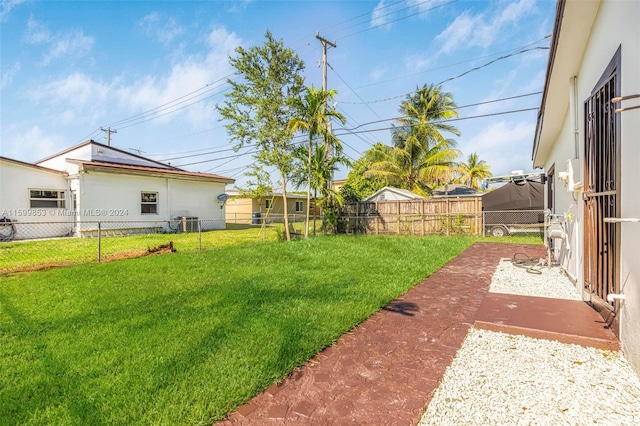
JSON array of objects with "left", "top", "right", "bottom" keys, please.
[{"left": 1, "top": 0, "right": 554, "bottom": 188}]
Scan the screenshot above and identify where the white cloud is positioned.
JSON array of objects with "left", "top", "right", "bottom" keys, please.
[
  {"left": 463, "top": 120, "right": 535, "bottom": 175},
  {"left": 23, "top": 17, "right": 95, "bottom": 65},
  {"left": 0, "top": 125, "right": 65, "bottom": 162},
  {"left": 224, "top": 0, "right": 254, "bottom": 13},
  {"left": 437, "top": 0, "right": 536, "bottom": 54},
  {"left": 138, "top": 12, "right": 185, "bottom": 44},
  {"left": 1, "top": 61, "right": 21, "bottom": 89},
  {"left": 437, "top": 11, "right": 478, "bottom": 54},
  {"left": 42, "top": 30, "right": 94, "bottom": 65},
  {"left": 0, "top": 0, "right": 26, "bottom": 22},
  {"left": 403, "top": 53, "right": 431, "bottom": 73},
  {"left": 369, "top": 65, "right": 389, "bottom": 83},
  {"left": 23, "top": 27, "right": 241, "bottom": 134},
  {"left": 28, "top": 72, "right": 111, "bottom": 107},
  {"left": 371, "top": 0, "right": 392, "bottom": 32},
  {"left": 24, "top": 16, "right": 52, "bottom": 44}
]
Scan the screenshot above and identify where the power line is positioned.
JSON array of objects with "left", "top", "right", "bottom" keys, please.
[
  {"left": 333, "top": 107, "right": 539, "bottom": 137},
  {"left": 338, "top": 0, "right": 456, "bottom": 41},
  {"left": 105, "top": 74, "right": 235, "bottom": 128},
  {"left": 338, "top": 46, "right": 549, "bottom": 106},
  {"left": 337, "top": 92, "right": 542, "bottom": 131}
]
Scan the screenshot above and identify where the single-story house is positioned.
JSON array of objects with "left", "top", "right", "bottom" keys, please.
[
  {"left": 0, "top": 140, "right": 234, "bottom": 239},
  {"left": 225, "top": 190, "right": 320, "bottom": 224},
  {"left": 532, "top": 0, "right": 640, "bottom": 375},
  {"left": 431, "top": 184, "right": 483, "bottom": 198},
  {"left": 363, "top": 187, "right": 426, "bottom": 202}
]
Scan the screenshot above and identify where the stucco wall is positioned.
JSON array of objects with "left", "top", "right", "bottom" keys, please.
[
  {"left": 543, "top": 0, "right": 640, "bottom": 375},
  {"left": 77, "top": 171, "right": 227, "bottom": 230},
  {"left": 0, "top": 160, "right": 72, "bottom": 238}
]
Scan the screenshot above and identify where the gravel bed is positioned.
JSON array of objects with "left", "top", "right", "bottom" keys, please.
[
  {"left": 489, "top": 258, "right": 582, "bottom": 300},
  {"left": 418, "top": 259, "right": 640, "bottom": 426}
]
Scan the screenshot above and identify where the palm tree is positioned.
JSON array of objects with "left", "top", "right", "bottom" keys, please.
[
  {"left": 457, "top": 152, "right": 492, "bottom": 189},
  {"left": 288, "top": 86, "right": 346, "bottom": 237},
  {"left": 293, "top": 143, "right": 350, "bottom": 234},
  {"left": 366, "top": 84, "right": 461, "bottom": 195}
]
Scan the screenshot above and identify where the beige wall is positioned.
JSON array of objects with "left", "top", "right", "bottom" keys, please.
[{"left": 226, "top": 195, "right": 319, "bottom": 224}]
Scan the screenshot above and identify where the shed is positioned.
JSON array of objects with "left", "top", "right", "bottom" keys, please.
[{"left": 363, "top": 187, "right": 426, "bottom": 202}]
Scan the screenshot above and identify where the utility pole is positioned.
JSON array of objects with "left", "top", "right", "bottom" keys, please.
[
  {"left": 316, "top": 33, "right": 336, "bottom": 187},
  {"left": 316, "top": 33, "right": 336, "bottom": 94},
  {"left": 100, "top": 127, "right": 117, "bottom": 146}
]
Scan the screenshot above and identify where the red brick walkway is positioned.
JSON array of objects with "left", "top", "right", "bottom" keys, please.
[{"left": 216, "top": 243, "right": 561, "bottom": 425}]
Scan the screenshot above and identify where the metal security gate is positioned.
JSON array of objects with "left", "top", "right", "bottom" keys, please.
[{"left": 583, "top": 66, "right": 619, "bottom": 315}]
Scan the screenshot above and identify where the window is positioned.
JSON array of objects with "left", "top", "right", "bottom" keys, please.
[
  {"left": 265, "top": 199, "right": 272, "bottom": 209},
  {"left": 295, "top": 201, "right": 304, "bottom": 213},
  {"left": 30, "top": 190, "right": 65, "bottom": 208},
  {"left": 141, "top": 192, "right": 158, "bottom": 214}
]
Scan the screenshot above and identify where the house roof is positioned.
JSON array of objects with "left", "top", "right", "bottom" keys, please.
[
  {"left": 363, "top": 187, "right": 426, "bottom": 202},
  {"left": 431, "top": 184, "right": 483, "bottom": 198},
  {"left": 0, "top": 156, "right": 68, "bottom": 175},
  {"left": 36, "top": 140, "right": 182, "bottom": 170},
  {"left": 532, "top": 0, "right": 601, "bottom": 168},
  {"left": 68, "top": 159, "right": 234, "bottom": 184}
]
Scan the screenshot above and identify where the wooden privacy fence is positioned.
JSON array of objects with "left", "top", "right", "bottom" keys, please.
[{"left": 338, "top": 197, "right": 483, "bottom": 236}]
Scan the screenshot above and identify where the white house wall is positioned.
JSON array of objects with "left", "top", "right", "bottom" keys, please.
[
  {"left": 543, "top": 0, "right": 640, "bottom": 375},
  {"left": 0, "top": 160, "right": 73, "bottom": 238},
  {"left": 77, "top": 171, "right": 226, "bottom": 230},
  {"left": 166, "top": 179, "right": 226, "bottom": 229},
  {"left": 544, "top": 112, "right": 582, "bottom": 283},
  {"left": 37, "top": 145, "right": 92, "bottom": 172}
]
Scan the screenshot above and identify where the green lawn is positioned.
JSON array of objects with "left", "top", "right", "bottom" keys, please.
[
  {"left": 0, "top": 224, "right": 291, "bottom": 274},
  {"left": 0, "top": 234, "right": 476, "bottom": 425}
]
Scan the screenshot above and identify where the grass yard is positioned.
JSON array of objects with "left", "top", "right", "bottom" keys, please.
[
  {"left": 0, "top": 234, "right": 475, "bottom": 425},
  {"left": 0, "top": 224, "right": 293, "bottom": 274}
]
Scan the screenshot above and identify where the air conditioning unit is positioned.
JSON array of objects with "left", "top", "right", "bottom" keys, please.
[{"left": 180, "top": 216, "right": 198, "bottom": 233}]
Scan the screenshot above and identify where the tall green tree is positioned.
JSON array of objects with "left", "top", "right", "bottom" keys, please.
[
  {"left": 217, "top": 31, "right": 305, "bottom": 241},
  {"left": 456, "top": 152, "right": 492, "bottom": 189},
  {"left": 288, "top": 86, "right": 345, "bottom": 237},
  {"left": 366, "top": 84, "right": 461, "bottom": 195},
  {"left": 340, "top": 142, "right": 392, "bottom": 202}
]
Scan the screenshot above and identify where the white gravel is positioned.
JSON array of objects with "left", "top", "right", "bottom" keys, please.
[
  {"left": 489, "top": 258, "right": 582, "bottom": 300},
  {"left": 418, "top": 259, "right": 640, "bottom": 426}
]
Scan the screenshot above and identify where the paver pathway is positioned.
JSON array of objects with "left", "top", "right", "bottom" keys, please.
[{"left": 218, "top": 243, "right": 546, "bottom": 425}]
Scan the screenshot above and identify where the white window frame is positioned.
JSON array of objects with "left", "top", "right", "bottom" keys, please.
[
  {"left": 29, "top": 189, "right": 65, "bottom": 208},
  {"left": 265, "top": 199, "right": 272, "bottom": 210},
  {"left": 295, "top": 200, "right": 304, "bottom": 213},
  {"left": 141, "top": 192, "right": 158, "bottom": 214}
]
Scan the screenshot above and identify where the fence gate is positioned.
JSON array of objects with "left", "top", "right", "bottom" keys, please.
[{"left": 583, "top": 66, "right": 619, "bottom": 321}]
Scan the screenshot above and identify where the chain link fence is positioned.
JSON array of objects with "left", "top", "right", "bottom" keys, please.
[
  {"left": 0, "top": 219, "right": 259, "bottom": 274},
  {"left": 482, "top": 210, "right": 545, "bottom": 237}
]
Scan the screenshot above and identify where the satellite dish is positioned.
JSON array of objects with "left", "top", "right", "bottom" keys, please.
[{"left": 217, "top": 193, "right": 230, "bottom": 202}]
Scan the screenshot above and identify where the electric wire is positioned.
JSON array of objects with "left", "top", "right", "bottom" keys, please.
[{"left": 333, "top": 107, "right": 539, "bottom": 136}]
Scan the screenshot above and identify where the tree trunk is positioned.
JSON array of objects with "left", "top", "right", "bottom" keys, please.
[
  {"left": 281, "top": 175, "right": 291, "bottom": 241},
  {"left": 313, "top": 188, "right": 317, "bottom": 237},
  {"left": 305, "top": 135, "right": 312, "bottom": 238}
]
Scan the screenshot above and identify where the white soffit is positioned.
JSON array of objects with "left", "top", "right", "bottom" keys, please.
[{"left": 535, "top": 0, "right": 601, "bottom": 168}]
